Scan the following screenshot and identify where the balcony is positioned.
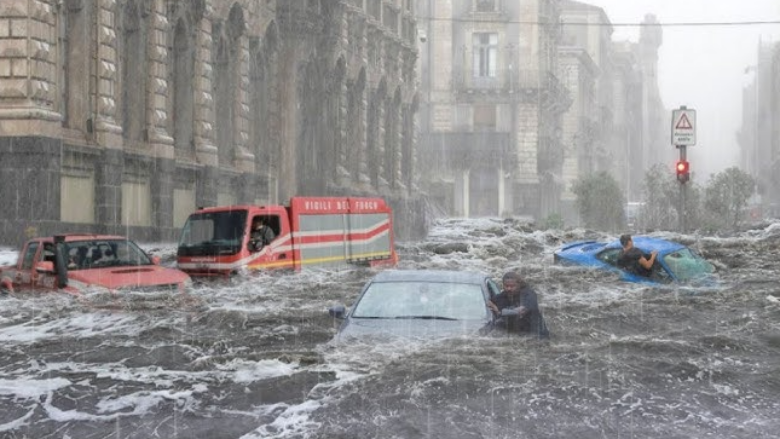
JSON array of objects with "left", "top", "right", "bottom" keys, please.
[
  {"left": 421, "top": 132, "right": 514, "bottom": 169},
  {"left": 454, "top": 69, "right": 546, "bottom": 93},
  {"left": 464, "top": 0, "right": 510, "bottom": 22}
]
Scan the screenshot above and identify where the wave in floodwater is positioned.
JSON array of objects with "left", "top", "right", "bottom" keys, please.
[{"left": 1, "top": 219, "right": 780, "bottom": 438}]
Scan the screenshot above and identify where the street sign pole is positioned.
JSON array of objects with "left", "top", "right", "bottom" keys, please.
[
  {"left": 672, "top": 105, "right": 696, "bottom": 232},
  {"left": 678, "top": 145, "right": 687, "bottom": 232}
]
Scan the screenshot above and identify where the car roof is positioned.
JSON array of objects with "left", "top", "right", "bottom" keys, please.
[
  {"left": 34, "top": 234, "right": 129, "bottom": 243},
  {"left": 369, "top": 269, "right": 489, "bottom": 284},
  {"left": 605, "top": 236, "right": 685, "bottom": 253}
]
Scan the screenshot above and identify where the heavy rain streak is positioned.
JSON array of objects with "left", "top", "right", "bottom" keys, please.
[
  {"left": 1, "top": 218, "right": 779, "bottom": 438},
  {"left": 2, "top": 0, "right": 780, "bottom": 438}
]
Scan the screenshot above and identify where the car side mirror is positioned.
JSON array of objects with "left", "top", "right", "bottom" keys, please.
[
  {"left": 151, "top": 256, "right": 161, "bottom": 265},
  {"left": 329, "top": 305, "right": 346, "bottom": 319},
  {"left": 35, "top": 261, "right": 55, "bottom": 274},
  {"left": 501, "top": 308, "right": 519, "bottom": 317}
]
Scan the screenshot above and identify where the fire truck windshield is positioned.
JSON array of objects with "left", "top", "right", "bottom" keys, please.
[{"left": 177, "top": 210, "right": 248, "bottom": 257}]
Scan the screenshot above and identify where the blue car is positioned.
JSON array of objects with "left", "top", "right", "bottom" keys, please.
[
  {"left": 328, "top": 270, "right": 502, "bottom": 342},
  {"left": 553, "top": 236, "right": 715, "bottom": 285}
]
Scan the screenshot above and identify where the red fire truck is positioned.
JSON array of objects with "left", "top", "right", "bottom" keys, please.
[{"left": 176, "top": 197, "right": 398, "bottom": 277}]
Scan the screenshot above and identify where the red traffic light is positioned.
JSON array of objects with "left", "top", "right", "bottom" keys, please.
[{"left": 676, "top": 160, "right": 690, "bottom": 183}]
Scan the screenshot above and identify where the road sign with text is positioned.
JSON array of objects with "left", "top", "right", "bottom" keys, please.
[{"left": 671, "top": 107, "right": 696, "bottom": 146}]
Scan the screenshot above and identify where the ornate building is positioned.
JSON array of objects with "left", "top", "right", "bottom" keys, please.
[
  {"left": 417, "top": 0, "right": 570, "bottom": 219},
  {"left": 0, "top": 0, "right": 424, "bottom": 245}
]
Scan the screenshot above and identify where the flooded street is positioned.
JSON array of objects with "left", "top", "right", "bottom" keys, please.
[{"left": 2, "top": 218, "right": 780, "bottom": 438}]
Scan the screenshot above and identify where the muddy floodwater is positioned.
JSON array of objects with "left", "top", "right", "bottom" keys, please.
[{"left": 2, "top": 218, "right": 779, "bottom": 438}]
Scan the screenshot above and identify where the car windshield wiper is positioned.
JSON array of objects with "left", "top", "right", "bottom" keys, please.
[{"left": 394, "top": 315, "right": 457, "bottom": 321}]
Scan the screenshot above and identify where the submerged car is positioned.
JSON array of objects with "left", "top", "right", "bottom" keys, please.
[
  {"left": 328, "top": 270, "right": 502, "bottom": 342},
  {"left": 0, "top": 234, "right": 191, "bottom": 300},
  {"left": 553, "top": 236, "right": 715, "bottom": 285}
]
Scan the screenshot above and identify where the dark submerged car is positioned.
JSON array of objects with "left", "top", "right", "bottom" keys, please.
[
  {"left": 328, "top": 270, "right": 502, "bottom": 342},
  {"left": 553, "top": 236, "right": 716, "bottom": 285}
]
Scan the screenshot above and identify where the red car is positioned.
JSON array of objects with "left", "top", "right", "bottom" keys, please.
[{"left": 0, "top": 235, "right": 191, "bottom": 301}]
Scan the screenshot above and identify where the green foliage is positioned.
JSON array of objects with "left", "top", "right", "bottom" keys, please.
[
  {"left": 640, "top": 163, "right": 705, "bottom": 231},
  {"left": 541, "top": 213, "right": 564, "bottom": 230},
  {"left": 641, "top": 164, "right": 678, "bottom": 230},
  {"left": 571, "top": 171, "right": 626, "bottom": 231},
  {"left": 704, "top": 167, "right": 756, "bottom": 231}
]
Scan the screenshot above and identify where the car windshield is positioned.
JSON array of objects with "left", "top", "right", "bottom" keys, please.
[
  {"left": 351, "top": 281, "right": 488, "bottom": 320},
  {"left": 662, "top": 248, "right": 715, "bottom": 281},
  {"left": 177, "top": 210, "right": 248, "bottom": 256},
  {"left": 65, "top": 239, "right": 151, "bottom": 270}
]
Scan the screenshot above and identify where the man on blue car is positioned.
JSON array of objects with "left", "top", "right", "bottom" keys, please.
[{"left": 617, "top": 234, "right": 657, "bottom": 278}]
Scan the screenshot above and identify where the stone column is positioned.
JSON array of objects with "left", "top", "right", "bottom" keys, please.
[
  {"left": 234, "top": 34, "right": 255, "bottom": 172},
  {"left": 95, "top": 148, "right": 124, "bottom": 230},
  {"left": 275, "top": 42, "right": 298, "bottom": 201},
  {"left": 375, "top": 91, "right": 388, "bottom": 192},
  {"left": 147, "top": 0, "right": 174, "bottom": 157},
  {"left": 193, "top": 13, "right": 217, "bottom": 166},
  {"left": 196, "top": 165, "right": 219, "bottom": 208},
  {"left": 238, "top": 172, "right": 257, "bottom": 204},
  {"left": 0, "top": 0, "right": 61, "bottom": 137},
  {"left": 93, "top": 0, "right": 122, "bottom": 148},
  {"left": 151, "top": 157, "right": 174, "bottom": 233}
]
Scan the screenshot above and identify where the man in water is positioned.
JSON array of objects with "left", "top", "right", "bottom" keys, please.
[
  {"left": 617, "top": 234, "right": 657, "bottom": 277},
  {"left": 489, "top": 271, "right": 550, "bottom": 339}
]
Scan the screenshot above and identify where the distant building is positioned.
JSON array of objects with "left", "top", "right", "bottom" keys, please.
[
  {"left": 738, "top": 39, "right": 780, "bottom": 213},
  {"left": 557, "top": 5, "right": 667, "bottom": 224},
  {"left": 416, "top": 0, "right": 570, "bottom": 220},
  {"left": 0, "top": 0, "right": 425, "bottom": 245}
]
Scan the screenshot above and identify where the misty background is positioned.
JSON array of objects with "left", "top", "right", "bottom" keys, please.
[{"left": 588, "top": 0, "right": 780, "bottom": 178}]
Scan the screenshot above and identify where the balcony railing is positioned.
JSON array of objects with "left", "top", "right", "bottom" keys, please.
[
  {"left": 421, "top": 132, "right": 514, "bottom": 169},
  {"left": 453, "top": 68, "right": 551, "bottom": 92}
]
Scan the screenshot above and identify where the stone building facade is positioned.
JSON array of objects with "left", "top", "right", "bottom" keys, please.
[
  {"left": 0, "top": 0, "right": 425, "bottom": 245},
  {"left": 739, "top": 40, "right": 780, "bottom": 214},
  {"left": 417, "top": 0, "right": 570, "bottom": 220}
]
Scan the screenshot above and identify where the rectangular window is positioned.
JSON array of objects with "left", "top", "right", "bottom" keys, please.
[
  {"left": 475, "top": 0, "right": 498, "bottom": 12},
  {"left": 22, "top": 242, "right": 40, "bottom": 270},
  {"left": 472, "top": 33, "right": 498, "bottom": 79},
  {"left": 473, "top": 105, "right": 496, "bottom": 131},
  {"left": 122, "top": 180, "right": 152, "bottom": 227}
]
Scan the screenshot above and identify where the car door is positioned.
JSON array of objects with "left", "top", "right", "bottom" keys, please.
[
  {"left": 15, "top": 241, "right": 40, "bottom": 290},
  {"left": 33, "top": 243, "right": 59, "bottom": 291}
]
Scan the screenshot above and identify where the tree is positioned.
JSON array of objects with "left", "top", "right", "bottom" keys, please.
[
  {"left": 703, "top": 167, "right": 756, "bottom": 231},
  {"left": 571, "top": 171, "right": 625, "bottom": 231},
  {"left": 640, "top": 164, "right": 677, "bottom": 230},
  {"left": 640, "top": 163, "right": 705, "bottom": 232}
]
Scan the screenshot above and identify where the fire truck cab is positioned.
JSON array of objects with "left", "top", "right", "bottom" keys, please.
[{"left": 176, "top": 197, "right": 398, "bottom": 278}]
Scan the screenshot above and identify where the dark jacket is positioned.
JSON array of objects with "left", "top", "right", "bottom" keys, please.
[
  {"left": 617, "top": 247, "right": 651, "bottom": 277},
  {"left": 251, "top": 225, "right": 275, "bottom": 246},
  {"left": 492, "top": 285, "right": 550, "bottom": 338}
]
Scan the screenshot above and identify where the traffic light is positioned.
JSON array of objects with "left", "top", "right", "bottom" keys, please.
[{"left": 676, "top": 160, "right": 690, "bottom": 183}]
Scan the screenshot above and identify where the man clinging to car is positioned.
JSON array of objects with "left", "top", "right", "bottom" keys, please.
[
  {"left": 488, "top": 271, "right": 550, "bottom": 339},
  {"left": 617, "top": 234, "right": 657, "bottom": 277}
]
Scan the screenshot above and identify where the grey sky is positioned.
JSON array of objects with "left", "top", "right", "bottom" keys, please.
[{"left": 584, "top": 0, "right": 780, "bottom": 179}]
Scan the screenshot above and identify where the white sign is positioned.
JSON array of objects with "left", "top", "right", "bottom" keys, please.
[{"left": 671, "top": 108, "right": 696, "bottom": 146}]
